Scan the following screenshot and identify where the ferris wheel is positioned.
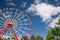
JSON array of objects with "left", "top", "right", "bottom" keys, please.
[{"left": 0, "top": 8, "right": 32, "bottom": 40}]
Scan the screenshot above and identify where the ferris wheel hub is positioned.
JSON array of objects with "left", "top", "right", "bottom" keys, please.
[{"left": 8, "top": 20, "right": 14, "bottom": 27}]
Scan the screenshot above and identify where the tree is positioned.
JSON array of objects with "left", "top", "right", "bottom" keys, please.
[
  {"left": 22, "top": 36, "right": 29, "bottom": 40},
  {"left": 46, "top": 18, "right": 60, "bottom": 40},
  {"left": 46, "top": 30, "right": 55, "bottom": 40},
  {"left": 36, "top": 35, "right": 43, "bottom": 40},
  {"left": 55, "top": 18, "right": 60, "bottom": 40},
  {"left": 31, "top": 35, "right": 35, "bottom": 40}
]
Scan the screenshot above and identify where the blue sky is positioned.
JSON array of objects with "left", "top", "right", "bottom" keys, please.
[{"left": 0, "top": 0, "right": 60, "bottom": 40}]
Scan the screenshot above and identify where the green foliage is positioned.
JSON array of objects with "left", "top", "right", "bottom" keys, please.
[
  {"left": 46, "top": 30, "right": 55, "bottom": 40},
  {"left": 36, "top": 35, "right": 43, "bottom": 40},
  {"left": 46, "top": 18, "right": 60, "bottom": 40},
  {"left": 22, "top": 36, "right": 29, "bottom": 40},
  {"left": 46, "top": 27, "right": 60, "bottom": 40},
  {"left": 31, "top": 35, "right": 36, "bottom": 40},
  {"left": 31, "top": 35, "right": 44, "bottom": 40}
]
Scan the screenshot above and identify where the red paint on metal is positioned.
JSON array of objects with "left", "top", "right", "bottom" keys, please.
[
  {"left": 0, "top": 20, "right": 19, "bottom": 40},
  {"left": 0, "top": 25, "right": 10, "bottom": 38},
  {"left": 11, "top": 27, "right": 19, "bottom": 40}
]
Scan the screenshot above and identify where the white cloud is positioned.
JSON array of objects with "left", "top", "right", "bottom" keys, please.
[
  {"left": 27, "top": 3, "right": 60, "bottom": 21},
  {"left": 27, "top": 1, "right": 60, "bottom": 28},
  {"left": 48, "top": 16, "right": 60, "bottom": 28}
]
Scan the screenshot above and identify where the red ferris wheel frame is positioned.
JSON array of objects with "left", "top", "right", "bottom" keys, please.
[
  {"left": 0, "top": 8, "right": 32, "bottom": 40},
  {"left": 0, "top": 20, "right": 19, "bottom": 40}
]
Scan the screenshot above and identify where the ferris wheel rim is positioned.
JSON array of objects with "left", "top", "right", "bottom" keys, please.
[{"left": 0, "top": 8, "right": 32, "bottom": 38}]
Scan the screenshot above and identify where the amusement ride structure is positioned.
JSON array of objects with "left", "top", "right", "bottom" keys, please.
[{"left": 0, "top": 8, "right": 32, "bottom": 40}]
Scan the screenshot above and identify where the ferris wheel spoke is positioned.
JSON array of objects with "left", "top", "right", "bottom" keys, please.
[
  {"left": 16, "top": 31, "right": 22, "bottom": 37},
  {"left": 14, "top": 11, "right": 22, "bottom": 20},
  {"left": 19, "top": 23, "right": 30, "bottom": 26},
  {"left": 0, "top": 26, "right": 4, "bottom": 29},
  {"left": 0, "top": 22, "right": 4, "bottom": 24},
  {"left": 8, "top": 29, "right": 13, "bottom": 37},
  {"left": 0, "top": 20, "right": 4, "bottom": 22},
  {"left": 5, "top": 30, "right": 9, "bottom": 36},
  {"left": 6, "top": 32, "right": 9, "bottom": 36},
  {"left": 13, "top": 11, "right": 17, "bottom": 19},
  {"left": 0, "top": 12, "right": 7, "bottom": 20},
  {"left": 8, "top": 11, "right": 12, "bottom": 19},
  {"left": 0, "top": 22, "right": 4, "bottom": 25},
  {"left": 0, "top": 25, "right": 3, "bottom": 26},
  {"left": 17, "top": 14, "right": 27, "bottom": 21},
  {"left": 0, "top": 17, "right": 6, "bottom": 22},
  {"left": 0, "top": 24, "right": 4, "bottom": 26},
  {"left": 5, "top": 11, "right": 11, "bottom": 19},
  {"left": 18, "top": 19, "right": 29, "bottom": 22},
  {"left": 16, "top": 28, "right": 28, "bottom": 36},
  {"left": 14, "top": 28, "right": 22, "bottom": 37},
  {"left": 18, "top": 26, "right": 31, "bottom": 30}
]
